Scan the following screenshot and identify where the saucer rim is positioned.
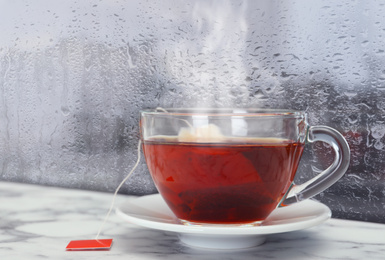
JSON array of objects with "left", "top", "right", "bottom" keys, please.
[{"left": 116, "top": 194, "right": 331, "bottom": 236}]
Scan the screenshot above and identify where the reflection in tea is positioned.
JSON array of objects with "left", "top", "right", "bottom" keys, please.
[{"left": 143, "top": 137, "right": 304, "bottom": 224}]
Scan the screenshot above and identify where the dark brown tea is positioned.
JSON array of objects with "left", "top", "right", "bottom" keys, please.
[{"left": 143, "top": 138, "right": 305, "bottom": 224}]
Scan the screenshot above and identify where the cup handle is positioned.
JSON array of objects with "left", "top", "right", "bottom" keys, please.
[{"left": 281, "top": 125, "right": 351, "bottom": 206}]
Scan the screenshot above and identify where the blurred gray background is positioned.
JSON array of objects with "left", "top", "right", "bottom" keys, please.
[{"left": 1, "top": 0, "right": 385, "bottom": 223}]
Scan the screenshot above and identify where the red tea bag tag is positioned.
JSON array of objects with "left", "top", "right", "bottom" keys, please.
[{"left": 66, "top": 239, "right": 113, "bottom": 251}]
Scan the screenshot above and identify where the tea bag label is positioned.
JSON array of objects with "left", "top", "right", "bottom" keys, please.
[
  {"left": 178, "top": 124, "right": 225, "bottom": 143},
  {"left": 66, "top": 239, "right": 113, "bottom": 251}
]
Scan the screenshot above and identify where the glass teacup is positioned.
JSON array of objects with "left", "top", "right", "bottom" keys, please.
[{"left": 140, "top": 108, "right": 350, "bottom": 226}]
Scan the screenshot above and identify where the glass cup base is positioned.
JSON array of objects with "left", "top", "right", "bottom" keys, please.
[{"left": 179, "top": 219, "right": 263, "bottom": 227}]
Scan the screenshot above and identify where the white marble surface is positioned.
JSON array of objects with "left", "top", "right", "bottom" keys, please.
[{"left": 1, "top": 181, "right": 385, "bottom": 259}]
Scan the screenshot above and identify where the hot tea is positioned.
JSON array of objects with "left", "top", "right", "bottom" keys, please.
[
  {"left": 143, "top": 137, "right": 305, "bottom": 224},
  {"left": 140, "top": 108, "right": 350, "bottom": 226}
]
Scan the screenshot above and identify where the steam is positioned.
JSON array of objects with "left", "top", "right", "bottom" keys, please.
[{"left": 157, "top": 0, "right": 257, "bottom": 108}]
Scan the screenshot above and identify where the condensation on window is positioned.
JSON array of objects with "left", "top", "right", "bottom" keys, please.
[{"left": 1, "top": 0, "right": 385, "bottom": 222}]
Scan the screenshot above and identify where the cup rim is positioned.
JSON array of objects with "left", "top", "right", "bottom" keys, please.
[{"left": 140, "top": 108, "right": 305, "bottom": 118}]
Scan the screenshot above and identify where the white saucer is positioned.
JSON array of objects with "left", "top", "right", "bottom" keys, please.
[{"left": 116, "top": 194, "right": 331, "bottom": 250}]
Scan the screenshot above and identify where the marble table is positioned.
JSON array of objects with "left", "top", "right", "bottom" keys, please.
[{"left": 1, "top": 181, "right": 385, "bottom": 259}]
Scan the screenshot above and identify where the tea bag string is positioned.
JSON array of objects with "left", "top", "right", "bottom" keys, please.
[
  {"left": 95, "top": 108, "right": 190, "bottom": 239},
  {"left": 155, "top": 107, "right": 168, "bottom": 113},
  {"left": 95, "top": 139, "right": 142, "bottom": 240},
  {"left": 156, "top": 107, "right": 193, "bottom": 129}
]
